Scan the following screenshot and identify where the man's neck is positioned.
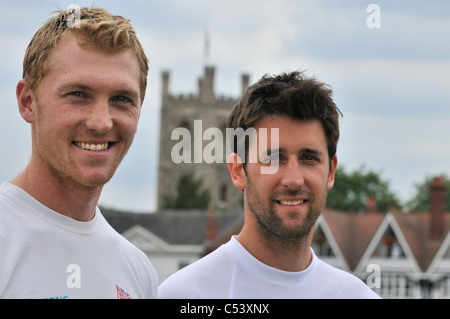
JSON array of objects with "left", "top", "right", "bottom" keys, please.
[
  {"left": 11, "top": 165, "right": 101, "bottom": 222},
  {"left": 236, "top": 224, "right": 313, "bottom": 272}
]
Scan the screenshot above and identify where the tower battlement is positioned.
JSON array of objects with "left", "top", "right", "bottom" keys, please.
[{"left": 157, "top": 66, "right": 250, "bottom": 210}]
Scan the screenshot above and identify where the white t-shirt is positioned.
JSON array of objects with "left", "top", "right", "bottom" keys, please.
[
  {"left": 0, "top": 182, "right": 158, "bottom": 299},
  {"left": 158, "top": 236, "right": 380, "bottom": 299}
]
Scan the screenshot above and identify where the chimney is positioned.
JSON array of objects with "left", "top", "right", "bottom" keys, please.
[
  {"left": 205, "top": 207, "right": 217, "bottom": 241},
  {"left": 365, "top": 197, "right": 377, "bottom": 214},
  {"left": 429, "top": 177, "right": 446, "bottom": 240}
]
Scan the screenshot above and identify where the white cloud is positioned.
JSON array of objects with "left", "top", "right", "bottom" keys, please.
[
  {"left": 0, "top": 85, "right": 31, "bottom": 182},
  {"left": 338, "top": 113, "right": 450, "bottom": 202},
  {"left": 0, "top": 35, "right": 26, "bottom": 80},
  {"left": 1, "top": 0, "right": 449, "bottom": 211}
]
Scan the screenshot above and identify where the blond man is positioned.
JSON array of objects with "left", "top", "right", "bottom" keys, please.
[{"left": 0, "top": 6, "right": 157, "bottom": 299}]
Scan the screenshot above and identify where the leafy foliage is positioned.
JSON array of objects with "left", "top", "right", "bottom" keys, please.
[
  {"left": 327, "top": 165, "right": 402, "bottom": 213},
  {"left": 162, "top": 171, "right": 211, "bottom": 209},
  {"left": 405, "top": 174, "right": 450, "bottom": 213}
]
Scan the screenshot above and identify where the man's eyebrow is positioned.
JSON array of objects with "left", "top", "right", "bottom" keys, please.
[
  {"left": 57, "top": 83, "right": 94, "bottom": 94},
  {"left": 260, "top": 148, "right": 281, "bottom": 156},
  {"left": 57, "top": 83, "right": 139, "bottom": 99},
  {"left": 261, "top": 147, "right": 324, "bottom": 156},
  {"left": 300, "top": 147, "right": 324, "bottom": 156}
]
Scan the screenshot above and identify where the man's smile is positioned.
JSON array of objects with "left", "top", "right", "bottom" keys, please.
[
  {"left": 73, "top": 141, "right": 114, "bottom": 152},
  {"left": 276, "top": 199, "right": 307, "bottom": 206}
]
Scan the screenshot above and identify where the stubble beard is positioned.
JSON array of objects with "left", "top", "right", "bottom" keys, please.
[
  {"left": 43, "top": 155, "right": 116, "bottom": 191},
  {"left": 36, "top": 137, "right": 122, "bottom": 191},
  {"left": 246, "top": 177, "right": 325, "bottom": 249}
]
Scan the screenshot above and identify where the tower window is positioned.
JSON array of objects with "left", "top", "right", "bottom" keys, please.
[{"left": 219, "top": 184, "right": 227, "bottom": 202}]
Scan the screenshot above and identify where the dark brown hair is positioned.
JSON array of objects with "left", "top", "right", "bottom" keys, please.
[{"left": 227, "top": 71, "right": 342, "bottom": 167}]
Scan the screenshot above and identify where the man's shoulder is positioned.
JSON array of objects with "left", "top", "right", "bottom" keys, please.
[
  {"left": 96, "top": 211, "right": 159, "bottom": 298},
  {"left": 158, "top": 243, "right": 236, "bottom": 298},
  {"left": 315, "top": 258, "right": 380, "bottom": 298},
  {"left": 98, "top": 211, "right": 154, "bottom": 265},
  {"left": 0, "top": 182, "right": 22, "bottom": 208}
]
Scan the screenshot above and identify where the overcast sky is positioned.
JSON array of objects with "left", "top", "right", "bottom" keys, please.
[{"left": 1, "top": 0, "right": 449, "bottom": 212}]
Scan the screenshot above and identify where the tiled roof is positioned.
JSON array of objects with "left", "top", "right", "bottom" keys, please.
[
  {"left": 102, "top": 206, "right": 450, "bottom": 274},
  {"left": 102, "top": 208, "right": 243, "bottom": 246},
  {"left": 392, "top": 210, "right": 450, "bottom": 271},
  {"left": 322, "top": 208, "right": 384, "bottom": 271},
  {"left": 320, "top": 209, "right": 450, "bottom": 272}
]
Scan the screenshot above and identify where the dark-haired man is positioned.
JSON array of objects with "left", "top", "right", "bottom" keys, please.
[{"left": 159, "top": 71, "right": 380, "bottom": 299}]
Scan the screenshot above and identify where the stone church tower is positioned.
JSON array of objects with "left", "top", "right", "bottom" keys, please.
[{"left": 157, "top": 65, "right": 250, "bottom": 210}]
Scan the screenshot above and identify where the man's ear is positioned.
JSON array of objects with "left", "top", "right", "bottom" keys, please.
[
  {"left": 16, "top": 79, "right": 36, "bottom": 124},
  {"left": 227, "top": 153, "right": 246, "bottom": 190},
  {"left": 327, "top": 155, "right": 338, "bottom": 191}
]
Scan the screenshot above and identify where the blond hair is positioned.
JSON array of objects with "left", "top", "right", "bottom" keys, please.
[{"left": 22, "top": 6, "right": 149, "bottom": 102}]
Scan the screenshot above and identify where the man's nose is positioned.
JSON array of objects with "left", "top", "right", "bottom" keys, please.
[
  {"left": 85, "top": 101, "right": 113, "bottom": 133},
  {"left": 281, "top": 157, "right": 305, "bottom": 189}
]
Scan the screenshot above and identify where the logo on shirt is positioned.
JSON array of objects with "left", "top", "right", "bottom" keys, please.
[{"left": 116, "top": 285, "right": 131, "bottom": 299}]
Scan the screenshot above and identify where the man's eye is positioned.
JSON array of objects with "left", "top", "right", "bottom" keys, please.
[
  {"left": 114, "top": 96, "right": 131, "bottom": 103},
  {"left": 261, "top": 154, "right": 279, "bottom": 164},
  {"left": 68, "top": 91, "right": 84, "bottom": 97},
  {"left": 302, "top": 155, "right": 318, "bottom": 163},
  {"left": 65, "top": 92, "right": 89, "bottom": 102}
]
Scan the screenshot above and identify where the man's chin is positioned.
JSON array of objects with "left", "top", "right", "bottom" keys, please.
[{"left": 73, "top": 172, "right": 114, "bottom": 189}]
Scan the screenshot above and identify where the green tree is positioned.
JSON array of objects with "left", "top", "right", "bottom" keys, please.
[
  {"left": 162, "top": 171, "right": 211, "bottom": 209},
  {"left": 327, "top": 165, "right": 401, "bottom": 213},
  {"left": 405, "top": 174, "right": 450, "bottom": 213}
]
